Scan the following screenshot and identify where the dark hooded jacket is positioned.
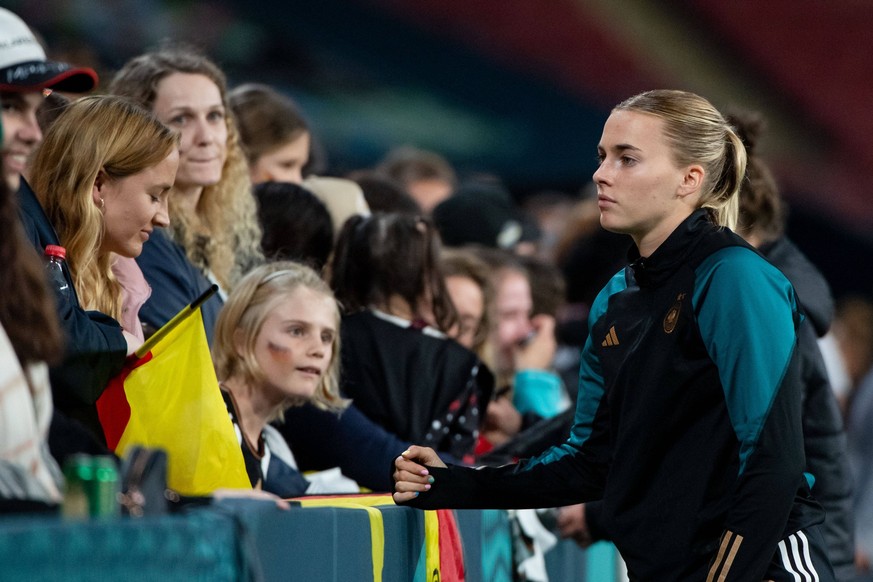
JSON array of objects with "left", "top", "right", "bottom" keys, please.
[
  {"left": 339, "top": 310, "right": 493, "bottom": 460},
  {"left": 761, "top": 237, "right": 854, "bottom": 579},
  {"left": 584, "top": 235, "right": 854, "bottom": 579},
  {"left": 403, "top": 211, "right": 824, "bottom": 581}
]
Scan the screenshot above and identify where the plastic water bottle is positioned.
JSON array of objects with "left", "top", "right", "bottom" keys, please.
[{"left": 44, "top": 244, "right": 71, "bottom": 301}]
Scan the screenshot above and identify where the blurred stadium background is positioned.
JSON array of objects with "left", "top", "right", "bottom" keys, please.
[{"left": 9, "top": 0, "right": 873, "bottom": 300}]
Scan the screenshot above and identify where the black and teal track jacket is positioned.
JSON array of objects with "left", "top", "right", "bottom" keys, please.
[{"left": 404, "top": 210, "right": 824, "bottom": 581}]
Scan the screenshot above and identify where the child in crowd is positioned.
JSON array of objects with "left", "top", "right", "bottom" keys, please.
[
  {"left": 441, "top": 248, "right": 495, "bottom": 366},
  {"left": 330, "top": 213, "right": 494, "bottom": 461},
  {"left": 254, "top": 181, "right": 333, "bottom": 272},
  {"left": 213, "top": 261, "right": 354, "bottom": 496},
  {"left": 468, "top": 248, "right": 563, "bottom": 451}
]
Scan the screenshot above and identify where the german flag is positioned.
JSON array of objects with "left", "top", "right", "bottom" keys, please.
[{"left": 96, "top": 286, "right": 250, "bottom": 495}]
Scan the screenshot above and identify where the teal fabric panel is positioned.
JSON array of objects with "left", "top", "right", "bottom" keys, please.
[
  {"left": 585, "top": 541, "right": 617, "bottom": 581},
  {"left": 0, "top": 509, "right": 242, "bottom": 581},
  {"left": 216, "top": 498, "right": 374, "bottom": 581},
  {"left": 380, "top": 504, "right": 425, "bottom": 581},
  {"left": 513, "top": 369, "right": 564, "bottom": 418},
  {"left": 693, "top": 245, "right": 798, "bottom": 473},
  {"left": 481, "top": 509, "right": 513, "bottom": 582},
  {"left": 543, "top": 539, "right": 616, "bottom": 581},
  {"left": 455, "top": 508, "right": 512, "bottom": 582}
]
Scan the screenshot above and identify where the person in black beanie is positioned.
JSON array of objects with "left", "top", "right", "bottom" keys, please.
[
  {"left": 255, "top": 181, "right": 333, "bottom": 273},
  {"left": 432, "top": 178, "right": 540, "bottom": 256}
]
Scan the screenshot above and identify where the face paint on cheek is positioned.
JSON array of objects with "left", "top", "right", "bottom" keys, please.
[{"left": 267, "top": 340, "right": 293, "bottom": 361}]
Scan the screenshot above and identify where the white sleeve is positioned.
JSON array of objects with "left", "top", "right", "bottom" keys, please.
[{"left": 818, "top": 331, "right": 851, "bottom": 399}]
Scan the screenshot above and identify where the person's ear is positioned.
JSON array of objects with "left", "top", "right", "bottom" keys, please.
[
  {"left": 677, "top": 164, "right": 705, "bottom": 199},
  {"left": 233, "top": 327, "right": 247, "bottom": 358},
  {"left": 92, "top": 169, "right": 106, "bottom": 208}
]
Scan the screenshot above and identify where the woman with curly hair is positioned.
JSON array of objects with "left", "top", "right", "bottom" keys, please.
[{"left": 109, "top": 46, "right": 263, "bottom": 342}]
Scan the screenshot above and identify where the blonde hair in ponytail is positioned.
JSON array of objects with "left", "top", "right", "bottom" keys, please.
[{"left": 615, "top": 90, "right": 747, "bottom": 230}]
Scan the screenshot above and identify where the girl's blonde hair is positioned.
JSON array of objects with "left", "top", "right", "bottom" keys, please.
[
  {"left": 615, "top": 90, "right": 747, "bottom": 230},
  {"left": 29, "top": 95, "right": 178, "bottom": 320},
  {"left": 213, "top": 261, "right": 347, "bottom": 420},
  {"left": 109, "top": 46, "right": 263, "bottom": 290}
]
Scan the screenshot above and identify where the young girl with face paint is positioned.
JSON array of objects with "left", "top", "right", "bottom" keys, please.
[
  {"left": 393, "top": 90, "right": 835, "bottom": 581},
  {"left": 213, "top": 261, "right": 350, "bottom": 496}
]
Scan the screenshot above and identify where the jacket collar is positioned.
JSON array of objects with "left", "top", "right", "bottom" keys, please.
[{"left": 627, "top": 209, "right": 716, "bottom": 288}]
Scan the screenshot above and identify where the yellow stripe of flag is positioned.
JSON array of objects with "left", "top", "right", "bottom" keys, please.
[{"left": 115, "top": 308, "right": 250, "bottom": 495}]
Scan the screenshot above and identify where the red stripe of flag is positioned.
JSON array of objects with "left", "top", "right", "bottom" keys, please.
[
  {"left": 438, "top": 509, "right": 466, "bottom": 581},
  {"left": 96, "top": 351, "right": 153, "bottom": 450}
]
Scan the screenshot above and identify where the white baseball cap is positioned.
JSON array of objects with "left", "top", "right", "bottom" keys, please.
[{"left": 0, "top": 8, "right": 97, "bottom": 92}]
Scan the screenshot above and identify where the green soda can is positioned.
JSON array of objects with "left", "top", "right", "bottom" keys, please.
[
  {"left": 90, "top": 455, "right": 120, "bottom": 518},
  {"left": 62, "top": 454, "right": 120, "bottom": 518},
  {"left": 62, "top": 454, "right": 93, "bottom": 519}
]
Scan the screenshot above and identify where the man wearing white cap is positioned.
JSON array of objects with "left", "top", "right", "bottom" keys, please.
[
  {"left": 0, "top": 7, "right": 97, "bottom": 190},
  {"left": 2, "top": 9, "right": 117, "bottom": 464}
]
